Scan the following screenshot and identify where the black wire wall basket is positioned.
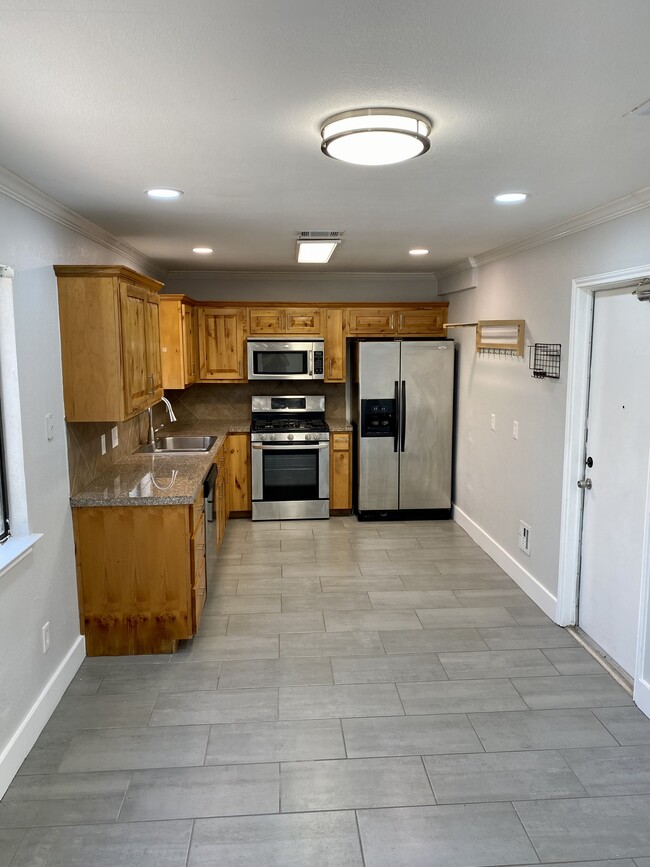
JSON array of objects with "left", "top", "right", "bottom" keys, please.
[{"left": 529, "top": 343, "right": 561, "bottom": 379}]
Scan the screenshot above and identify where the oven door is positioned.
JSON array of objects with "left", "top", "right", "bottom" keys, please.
[
  {"left": 251, "top": 441, "right": 330, "bottom": 520},
  {"left": 247, "top": 341, "right": 320, "bottom": 380}
]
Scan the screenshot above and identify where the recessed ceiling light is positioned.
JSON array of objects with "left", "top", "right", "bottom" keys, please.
[
  {"left": 321, "top": 108, "right": 432, "bottom": 166},
  {"left": 494, "top": 192, "right": 529, "bottom": 204},
  {"left": 192, "top": 247, "right": 213, "bottom": 254},
  {"left": 146, "top": 188, "right": 183, "bottom": 199},
  {"left": 296, "top": 240, "right": 341, "bottom": 264},
  {"left": 409, "top": 248, "right": 429, "bottom": 256}
]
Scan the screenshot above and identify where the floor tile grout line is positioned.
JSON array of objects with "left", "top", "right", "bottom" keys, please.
[
  {"left": 354, "top": 809, "right": 368, "bottom": 867},
  {"left": 510, "top": 798, "right": 544, "bottom": 864}
]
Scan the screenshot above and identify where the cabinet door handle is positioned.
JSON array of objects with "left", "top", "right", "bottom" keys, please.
[
  {"left": 329, "top": 358, "right": 333, "bottom": 378},
  {"left": 399, "top": 314, "right": 404, "bottom": 331},
  {"left": 390, "top": 314, "right": 395, "bottom": 331},
  {"left": 238, "top": 360, "right": 243, "bottom": 377},
  {"left": 282, "top": 313, "right": 287, "bottom": 332},
  {"left": 149, "top": 372, "right": 155, "bottom": 394}
]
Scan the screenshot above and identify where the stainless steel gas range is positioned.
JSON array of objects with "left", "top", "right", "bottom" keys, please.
[{"left": 250, "top": 395, "right": 330, "bottom": 521}]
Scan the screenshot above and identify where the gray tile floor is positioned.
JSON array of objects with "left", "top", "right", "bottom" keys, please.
[{"left": 4, "top": 516, "right": 650, "bottom": 866}]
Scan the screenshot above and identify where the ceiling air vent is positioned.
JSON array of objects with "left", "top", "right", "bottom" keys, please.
[{"left": 298, "top": 231, "right": 344, "bottom": 240}]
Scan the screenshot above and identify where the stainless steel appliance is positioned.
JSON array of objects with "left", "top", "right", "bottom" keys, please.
[
  {"left": 250, "top": 395, "right": 330, "bottom": 520},
  {"left": 352, "top": 340, "right": 454, "bottom": 519},
  {"left": 247, "top": 339, "right": 325, "bottom": 381}
]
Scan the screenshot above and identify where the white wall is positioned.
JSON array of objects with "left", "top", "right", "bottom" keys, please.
[
  {"left": 448, "top": 207, "right": 650, "bottom": 616},
  {"left": 163, "top": 270, "right": 438, "bottom": 302},
  {"left": 0, "top": 192, "right": 151, "bottom": 795}
]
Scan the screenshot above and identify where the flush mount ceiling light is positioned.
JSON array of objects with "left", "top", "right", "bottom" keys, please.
[
  {"left": 192, "top": 247, "right": 213, "bottom": 254},
  {"left": 296, "top": 231, "right": 343, "bottom": 264},
  {"left": 146, "top": 188, "right": 183, "bottom": 199},
  {"left": 409, "top": 248, "right": 429, "bottom": 256},
  {"left": 321, "top": 108, "right": 432, "bottom": 166},
  {"left": 296, "top": 240, "right": 341, "bottom": 264},
  {"left": 494, "top": 192, "right": 529, "bottom": 204}
]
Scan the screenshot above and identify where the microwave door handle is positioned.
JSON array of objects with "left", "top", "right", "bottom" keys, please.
[{"left": 308, "top": 349, "right": 313, "bottom": 377}]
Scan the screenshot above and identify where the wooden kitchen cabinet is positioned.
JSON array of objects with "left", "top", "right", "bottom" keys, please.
[
  {"left": 198, "top": 306, "right": 247, "bottom": 381},
  {"left": 248, "top": 306, "right": 322, "bottom": 335},
  {"left": 159, "top": 296, "right": 199, "bottom": 389},
  {"left": 73, "top": 505, "right": 196, "bottom": 655},
  {"left": 345, "top": 304, "right": 448, "bottom": 337},
  {"left": 55, "top": 265, "right": 164, "bottom": 422},
  {"left": 330, "top": 431, "right": 353, "bottom": 512},
  {"left": 226, "top": 434, "right": 251, "bottom": 514},
  {"left": 324, "top": 307, "right": 346, "bottom": 382},
  {"left": 215, "top": 443, "right": 228, "bottom": 548}
]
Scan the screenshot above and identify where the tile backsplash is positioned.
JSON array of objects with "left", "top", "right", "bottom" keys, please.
[
  {"left": 66, "top": 382, "right": 347, "bottom": 495},
  {"left": 165, "top": 382, "right": 347, "bottom": 422}
]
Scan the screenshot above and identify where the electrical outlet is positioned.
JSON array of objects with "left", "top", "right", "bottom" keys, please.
[
  {"left": 512, "top": 420, "right": 519, "bottom": 440},
  {"left": 111, "top": 426, "right": 119, "bottom": 449},
  {"left": 518, "top": 521, "right": 531, "bottom": 556},
  {"left": 100, "top": 434, "right": 107, "bottom": 455},
  {"left": 490, "top": 413, "right": 496, "bottom": 431},
  {"left": 45, "top": 412, "right": 54, "bottom": 441},
  {"left": 41, "top": 622, "right": 51, "bottom": 653}
]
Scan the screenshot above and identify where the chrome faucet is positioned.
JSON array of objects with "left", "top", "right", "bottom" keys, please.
[{"left": 147, "top": 397, "right": 177, "bottom": 445}]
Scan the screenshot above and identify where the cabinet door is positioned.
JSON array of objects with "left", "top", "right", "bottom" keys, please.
[
  {"left": 199, "top": 308, "right": 246, "bottom": 381},
  {"left": 285, "top": 308, "right": 321, "bottom": 334},
  {"left": 396, "top": 306, "right": 447, "bottom": 336},
  {"left": 227, "top": 434, "right": 251, "bottom": 513},
  {"left": 248, "top": 307, "right": 285, "bottom": 335},
  {"left": 346, "top": 308, "right": 397, "bottom": 335},
  {"left": 330, "top": 433, "right": 352, "bottom": 511},
  {"left": 324, "top": 308, "right": 345, "bottom": 382},
  {"left": 145, "top": 292, "right": 164, "bottom": 403},
  {"left": 120, "top": 282, "right": 149, "bottom": 415},
  {"left": 182, "top": 303, "right": 198, "bottom": 385}
]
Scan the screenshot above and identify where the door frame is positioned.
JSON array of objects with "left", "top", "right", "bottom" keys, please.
[{"left": 557, "top": 263, "right": 650, "bottom": 716}]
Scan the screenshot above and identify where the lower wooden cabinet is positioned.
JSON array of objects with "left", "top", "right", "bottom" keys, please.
[
  {"left": 330, "top": 432, "right": 353, "bottom": 512},
  {"left": 73, "top": 505, "right": 197, "bottom": 656},
  {"left": 227, "top": 433, "right": 251, "bottom": 514}
]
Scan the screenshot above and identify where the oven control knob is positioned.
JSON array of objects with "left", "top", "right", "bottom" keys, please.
[{"left": 288, "top": 433, "right": 294, "bottom": 441}]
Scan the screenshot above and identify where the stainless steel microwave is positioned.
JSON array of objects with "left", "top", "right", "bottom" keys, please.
[{"left": 247, "top": 339, "right": 325, "bottom": 381}]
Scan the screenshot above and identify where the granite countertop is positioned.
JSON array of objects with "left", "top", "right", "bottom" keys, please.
[{"left": 71, "top": 417, "right": 352, "bottom": 508}]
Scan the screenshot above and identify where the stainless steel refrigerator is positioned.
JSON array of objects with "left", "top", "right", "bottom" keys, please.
[{"left": 352, "top": 340, "right": 454, "bottom": 519}]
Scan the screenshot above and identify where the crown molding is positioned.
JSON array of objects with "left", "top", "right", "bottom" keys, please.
[
  {"left": 0, "top": 166, "right": 163, "bottom": 279},
  {"left": 166, "top": 270, "right": 437, "bottom": 284},
  {"left": 436, "top": 186, "right": 650, "bottom": 278}
]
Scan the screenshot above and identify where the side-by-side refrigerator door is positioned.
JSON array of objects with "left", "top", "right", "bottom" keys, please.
[
  {"left": 357, "top": 341, "right": 400, "bottom": 511},
  {"left": 399, "top": 341, "right": 454, "bottom": 510}
]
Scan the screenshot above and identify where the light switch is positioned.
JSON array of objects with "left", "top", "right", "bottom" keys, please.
[
  {"left": 111, "top": 426, "right": 119, "bottom": 449},
  {"left": 512, "top": 420, "right": 519, "bottom": 440},
  {"left": 490, "top": 413, "right": 496, "bottom": 431},
  {"left": 100, "top": 434, "right": 107, "bottom": 455},
  {"left": 45, "top": 413, "right": 54, "bottom": 441}
]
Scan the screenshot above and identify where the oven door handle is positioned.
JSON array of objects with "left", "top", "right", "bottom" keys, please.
[{"left": 251, "top": 442, "right": 329, "bottom": 450}]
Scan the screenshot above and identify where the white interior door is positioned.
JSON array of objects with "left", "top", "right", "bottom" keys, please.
[{"left": 578, "top": 287, "right": 650, "bottom": 676}]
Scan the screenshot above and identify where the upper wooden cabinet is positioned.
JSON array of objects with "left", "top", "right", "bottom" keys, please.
[
  {"left": 55, "top": 265, "right": 164, "bottom": 422},
  {"left": 346, "top": 304, "right": 448, "bottom": 337},
  {"left": 198, "top": 306, "right": 247, "bottom": 381},
  {"left": 324, "top": 308, "right": 346, "bottom": 382},
  {"left": 248, "top": 306, "right": 322, "bottom": 336},
  {"left": 160, "top": 296, "right": 199, "bottom": 389}
]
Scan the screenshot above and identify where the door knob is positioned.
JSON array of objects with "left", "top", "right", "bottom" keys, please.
[{"left": 577, "top": 478, "right": 592, "bottom": 490}]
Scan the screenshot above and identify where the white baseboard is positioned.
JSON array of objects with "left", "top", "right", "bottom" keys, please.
[
  {"left": 453, "top": 505, "right": 558, "bottom": 621},
  {"left": 634, "top": 677, "right": 650, "bottom": 719},
  {"left": 0, "top": 635, "right": 85, "bottom": 798}
]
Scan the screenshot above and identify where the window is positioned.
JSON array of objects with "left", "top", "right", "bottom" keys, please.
[{"left": 0, "top": 395, "right": 9, "bottom": 542}]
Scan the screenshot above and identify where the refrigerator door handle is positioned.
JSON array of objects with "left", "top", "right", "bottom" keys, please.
[
  {"left": 394, "top": 380, "right": 400, "bottom": 452},
  {"left": 401, "top": 380, "right": 406, "bottom": 452}
]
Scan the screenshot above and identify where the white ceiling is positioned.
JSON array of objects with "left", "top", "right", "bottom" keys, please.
[{"left": 2, "top": 0, "right": 650, "bottom": 274}]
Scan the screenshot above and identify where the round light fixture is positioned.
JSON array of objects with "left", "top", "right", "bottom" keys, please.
[
  {"left": 146, "top": 188, "right": 183, "bottom": 199},
  {"left": 192, "top": 247, "right": 213, "bottom": 254},
  {"left": 321, "top": 108, "right": 432, "bottom": 166},
  {"left": 409, "top": 248, "right": 429, "bottom": 256},
  {"left": 494, "top": 192, "right": 529, "bottom": 204}
]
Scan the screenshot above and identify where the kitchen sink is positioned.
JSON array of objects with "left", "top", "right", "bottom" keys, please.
[{"left": 136, "top": 435, "right": 217, "bottom": 454}]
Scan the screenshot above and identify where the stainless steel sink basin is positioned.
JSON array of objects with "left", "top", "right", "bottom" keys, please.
[{"left": 136, "top": 435, "right": 217, "bottom": 454}]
